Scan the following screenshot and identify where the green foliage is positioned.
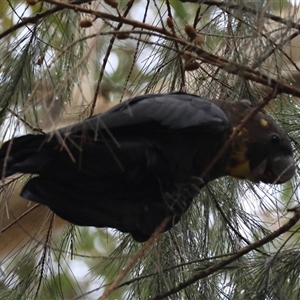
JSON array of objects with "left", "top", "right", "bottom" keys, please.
[{"left": 1, "top": 0, "right": 300, "bottom": 299}]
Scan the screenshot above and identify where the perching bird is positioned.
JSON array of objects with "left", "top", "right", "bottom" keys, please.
[{"left": 0, "top": 92, "right": 295, "bottom": 242}]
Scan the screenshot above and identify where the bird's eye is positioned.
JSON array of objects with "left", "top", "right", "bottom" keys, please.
[{"left": 271, "top": 134, "right": 280, "bottom": 143}]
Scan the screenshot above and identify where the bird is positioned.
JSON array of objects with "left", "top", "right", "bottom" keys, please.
[{"left": 0, "top": 92, "right": 295, "bottom": 242}]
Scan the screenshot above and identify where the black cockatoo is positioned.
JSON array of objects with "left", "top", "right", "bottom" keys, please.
[{"left": 0, "top": 92, "right": 295, "bottom": 241}]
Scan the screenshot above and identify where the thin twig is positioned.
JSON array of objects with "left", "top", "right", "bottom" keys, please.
[
  {"left": 120, "top": 0, "right": 149, "bottom": 102},
  {"left": 180, "top": 0, "right": 300, "bottom": 31},
  {"left": 165, "top": 0, "right": 186, "bottom": 91},
  {"left": 98, "top": 216, "right": 172, "bottom": 300},
  {"left": 34, "top": 213, "right": 54, "bottom": 299},
  {"left": 89, "top": 0, "right": 135, "bottom": 117},
  {"left": 0, "top": 203, "right": 40, "bottom": 234},
  {"left": 251, "top": 31, "right": 300, "bottom": 70},
  {"left": 7, "top": 108, "right": 44, "bottom": 134}
]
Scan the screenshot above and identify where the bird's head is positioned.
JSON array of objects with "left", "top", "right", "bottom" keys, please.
[{"left": 214, "top": 100, "right": 295, "bottom": 184}]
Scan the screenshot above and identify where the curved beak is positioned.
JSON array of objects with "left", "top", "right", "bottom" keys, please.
[
  {"left": 246, "top": 155, "right": 295, "bottom": 184},
  {"left": 262, "top": 155, "right": 295, "bottom": 184}
]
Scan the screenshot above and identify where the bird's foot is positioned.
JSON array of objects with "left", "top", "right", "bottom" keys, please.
[
  {"left": 164, "top": 176, "right": 205, "bottom": 215},
  {"left": 185, "top": 176, "right": 205, "bottom": 196}
]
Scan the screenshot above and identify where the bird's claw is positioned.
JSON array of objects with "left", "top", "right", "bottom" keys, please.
[{"left": 164, "top": 177, "right": 205, "bottom": 215}]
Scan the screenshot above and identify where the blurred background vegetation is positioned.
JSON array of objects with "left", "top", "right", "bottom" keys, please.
[{"left": 1, "top": 0, "right": 300, "bottom": 299}]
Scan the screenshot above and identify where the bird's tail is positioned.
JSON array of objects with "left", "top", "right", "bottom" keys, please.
[{"left": 0, "top": 134, "right": 50, "bottom": 178}]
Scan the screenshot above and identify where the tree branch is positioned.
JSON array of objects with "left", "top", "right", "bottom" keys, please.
[
  {"left": 98, "top": 216, "right": 172, "bottom": 300},
  {"left": 22, "top": 0, "right": 300, "bottom": 98},
  {"left": 0, "top": 0, "right": 92, "bottom": 40},
  {"left": 180, "top": 0, "right": 300, "bottom": 32},
  {"left": 150, "top": 207, "right": 300, "bottom": 300}
]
